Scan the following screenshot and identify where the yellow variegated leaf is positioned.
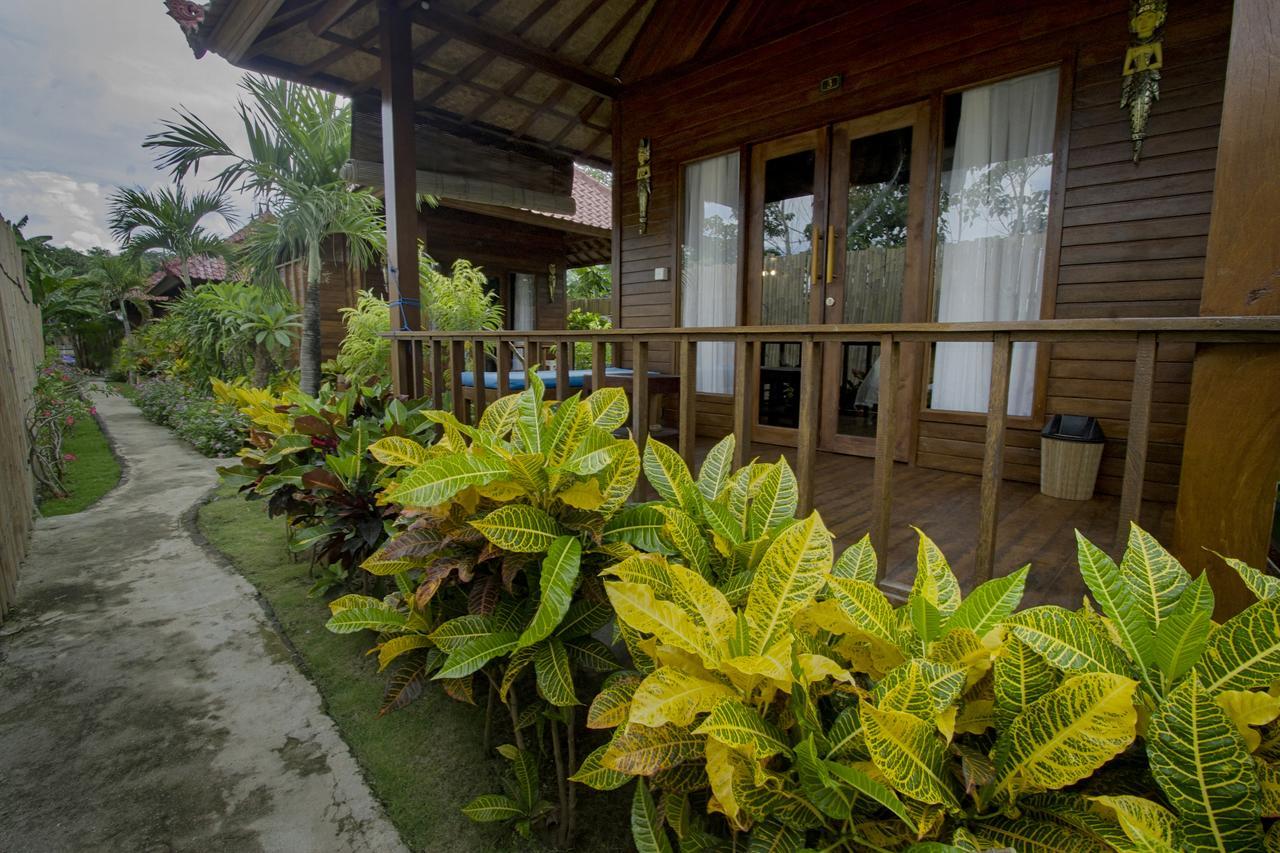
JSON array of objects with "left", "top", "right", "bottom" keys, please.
[
  {"left": 470, "top": 504, "right": 565, "bottom": 552},
  {"left": 360, "top": 552, "right": 423, "bottom": 576},
  {"left": 1216, "top": 690, "right": 1280, "bottom": 752},
  {"left": 956, "top": 698, "right": 995, "bottom": 735},
  {"left": 546, "top": 396, "right": 590, "bottom": 467},
  {"left": 602, "top": 722, "right": 704, "bottom": 776},
  {"left": 658, "top": 505, "right": 710, "bottom": 577},
  {"left": 570, "top": 742, "right": 631, "bottom": 791},
  {"left": 476, "top": 392, "right": 519, "bottom": 436},
  {"left": 826, "top": 576, "right": 900, "bottom": 652},
  {"left": 328, "top": 593, "right": 382, "bottom": 614},
  {"left": 367, "top": 435, "right": 429, "bottom": 468},
  {"left": 832, "top": 534, "right": 878, "bottom": 583},
  {"left": 643, "top": 439, "right": 697, "bottom": 511},
  {"left": 603, "top": 552, "right": 673, "bottom": 594},
  {"left": 796, "top": 653, "right": 854, "bottom": 686},
  {"left": 1007, "top": 605, "right": 1130, "bottom": 676},
  {"left": 910, "top": 527, "right": 962, "bottom": 619},
  {"left": 1120, "top": 522, "right": 1191, "bottom": 631},
  {"left": 696, "top": 434, "right": 734, "bottom": 501},
  {"left": 722, "top": 633, "right": 793, "bottom": 690},
  {"left": 971, "top": 817, "right": 1111, "bottom": 853},
  {"left": 587, "top": 672, "right": 643, "bottom": 729},
  {"left": 376, "top": 634, "right": 432, "bottom": 672},
  {"left": 705, "top": 740, "right": 745, "bottom": 829},
  {"left": 1196, "top": 596, "right": 1280, "bottom": 693},
  {"left": 929, "top": 627, "right": 993, "bottom": 688},
  {"left": 605, "top": 581, "right": 719, "bottom": 663},
  {"left": 629, "top": 667, "right": 738, "bottom": 728},
  {"left": 665, "top": 563, "right": 735, "bottom": 640},
  {"left": 872, "top": 658, "right": 966, "bottom": 724},
  {"left": 988, "top": 672, "right": 1137, "bottom": 805},
  {"left": 387, "top": 453, "right": 510, "bottom": 509},
  {"left": 598, "top": 439, "right": 640, "bottom": 517},
  {"left": 475, "top": 480, "right": 525, "bottom": 501},
  {"left": 994, "top": 634, "right": 1062, "bottom": 729},
  {"left": 506, "top": 452, "right": 549, "bottom": 494},
  {"left": 1258, "top": 759, "right": 1280, "bottom": 818},
  {"left": 861, "top": 703, "right": 959, "bottom": 809},
  {"left": 694, "top": 699, "right": 791, "bottom": 759},
  {"left": 1090, "top": 795, "right": 1180, "bottom": 853},
  {"left": 1148, "top": 677, "right": 1265, "bottom": 852},
  {"left": 557, "top": 477, "right": 605, "bottom": 510},
  {"left": 1217, "top": 554, "right": 1280, "bottom": 602},
  {"left": 794, "top": 599, "right": 857, "bottom": 636},
  {"left": 587, "top": 386, "right": 629, "bottom": 430},
  {"left": 745, "top": 512, "right": 832, "bottom": 654}
]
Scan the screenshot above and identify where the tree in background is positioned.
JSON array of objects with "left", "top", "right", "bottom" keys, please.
[
  {"left": 107, "top": 184, "right": 237, "bottom": 286},
  {"left": 144, "top": 74, "right": 381, "bottom": 395},
  {"left": 566, "top": 264, "right": 610, "bottom": 300}
]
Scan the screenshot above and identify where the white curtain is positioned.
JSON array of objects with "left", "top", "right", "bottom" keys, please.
[
  {"left": 932, "top": 68, "right": 1058, "bottom": 416},
  {"left": 682, "top": 153, "right": 739, "bottom": 394},
  {"left": 512, "top": 273, "right": 535, "bottom": 368}
]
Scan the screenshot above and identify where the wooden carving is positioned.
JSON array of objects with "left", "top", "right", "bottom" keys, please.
[
  {"left": 1120, "top": 0, "right": 1167, "bottom": 163},
  {"left": 637, "top": 138, "right": 651, "bottom": 235}
]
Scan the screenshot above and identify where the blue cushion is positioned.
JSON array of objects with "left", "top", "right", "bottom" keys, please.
[{"left": 459, "top": 369, "right": 590, "bottom": 390}]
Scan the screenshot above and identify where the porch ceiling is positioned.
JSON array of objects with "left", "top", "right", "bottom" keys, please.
[{"left": 176, "top": 0, "right": 662, "bottom": 169}]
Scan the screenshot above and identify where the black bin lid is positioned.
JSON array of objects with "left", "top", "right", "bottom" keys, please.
[{"left": 1042, "top": 414, "right": 1105, "bottom": 443}]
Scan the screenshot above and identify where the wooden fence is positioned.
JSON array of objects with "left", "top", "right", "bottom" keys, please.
[
  {"left": 566, "top": 296, "right": 612, "bottom": 318},
  {"left": 0, "top": 216, "right": 43, "bottom": 624}
]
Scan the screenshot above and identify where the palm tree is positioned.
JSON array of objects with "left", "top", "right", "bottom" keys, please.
[
  {"left": 82, "top": 252, "right": 154, "bottom": 340},
  {"left": 107, "top": 185, "right": 237, "bottom": 286},
  {"left": 144, "top": 74, "right": 383, "bottom": 394}
]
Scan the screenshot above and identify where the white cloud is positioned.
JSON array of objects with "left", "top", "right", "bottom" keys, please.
[{"left": 0, "top": 0, "right": 254, "bottom": 250}]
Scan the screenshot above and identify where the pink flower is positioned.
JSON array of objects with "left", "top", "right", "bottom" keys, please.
[
  {"left": 41, "top": 410, "right": 51, "bottom": 417},
  {"left": 65, "top": 415, "right": 75, "bottom": 426},
  {"left": 63, "top": 453, "right": 76, "bottom": 462},
  {"left": 89, "top": 407, "right": 97, "bottom": 415},
  {"left": 60, "top": 375, "right": 70, "bottom": 382}
]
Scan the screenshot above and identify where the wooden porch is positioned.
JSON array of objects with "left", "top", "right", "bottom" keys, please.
[{"left": 689, "top": 439, "right": 1172, "bottom": 608}]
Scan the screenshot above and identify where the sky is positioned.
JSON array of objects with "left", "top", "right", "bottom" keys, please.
[{"left": 0, "top": 0, "right": 253, "bottom": 251}]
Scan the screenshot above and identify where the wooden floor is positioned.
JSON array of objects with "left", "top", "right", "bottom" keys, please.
[{"left": 676, "top": 438, "right": 1174, "bottom": 609}]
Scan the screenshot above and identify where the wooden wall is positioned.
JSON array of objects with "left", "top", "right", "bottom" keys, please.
[
  {"left": 614, "top": 0, "right": 1233, "bottom": 501},
  {"left": 0, "top": 218, "right": 44, "bottom": 625},
  {"left": 279, "top": 237, "right": 374, "bottom": 363}
]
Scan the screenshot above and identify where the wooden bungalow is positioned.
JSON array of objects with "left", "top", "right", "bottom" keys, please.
[{"left": 166, "top": 0, "right": 1279, "bottom": 614}]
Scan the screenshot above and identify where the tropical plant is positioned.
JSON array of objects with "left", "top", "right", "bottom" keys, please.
[
  {"left": 420, "top": 256, "right": 504, "bottom": 333},
  {"left": 135, "top": 378, "right": 247, "bottom": 457},
  {"left": 462, "top": 744, "right": 555, "bottom": 840},
  {"left": 578, "top": 440, "right": 1280, "bottom": 852},
  {"left": 27, "top": 359, "right": 105, "bottom": 498},
  {"left": 332, "top": 289, "right": 391, "bottom": 386},
  {"left": 145, "top": 74, "right": 382, "bottom": 395},
  {"left": 567, "top": 306, "right": 611, "bottom": 369},
  {"left": 215, "top": 379, "right": 434, "bottom": 594},
  {"left": 82, "top": 252, "right": 158, "bottom": 346},
  {"left": 107, "top": 184, "right": 236, "bottom": 285},
  {"left": 322, "top": 376, "right": 639, "bottom": 844},
  {"left": 566, "top": 264, "right": 611, "bottom": 300}
]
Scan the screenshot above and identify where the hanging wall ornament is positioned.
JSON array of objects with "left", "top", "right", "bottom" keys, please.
[
  {"left": 636, "top": 138, "right": 652, "bottom": 235},
  {"left": 1120, "top": 0, "right": 1167, "bottom": 163}
]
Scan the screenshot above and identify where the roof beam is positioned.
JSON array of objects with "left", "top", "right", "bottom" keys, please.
[
  {"left": 211, "top": 0, "right": 290, "bottom": 62},
  {"left": 309, "top": 0, "right": 365, "bottom": 34},
  {"left": 411, "top": 4, "right": 619, "bottom": 99}
]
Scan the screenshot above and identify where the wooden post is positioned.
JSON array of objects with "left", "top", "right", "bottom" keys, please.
[
  {"left": 796, "top": 337, "right": 819, "bottom": 517},
  {"left": 450, "top": 340, "right": 466, "bottom": 422},
  {"left": 497, "top": 339, "right": 512, "bottom": 396},
  {"left": 472, "top": 338, "right": 488, "bottom": 421},
  {"left": 632, "top": 341, "right": 650, "bottom": 453},
  {"left": 429, "top": 339, "right": 444, "bottom": 410},
  {"left": 1117, "top": 333, "right": 1156, "bottom": 542},
  {"left": 591, "top": 340, "right": 607, "bottom": 393},
  {"left": 678, "top": 337, "right": 697, "bottom": 468},
  {"left": 732, "top": 336, "right": 754, "bottom": 469},
  {"left": 378, "top": 0, "right": 423, "bottom": 398},
  {"left": 975, "top": 333, "right": 1012, "bottom": 584},
  {"left": 871, "top": 334, "right": 898, "bottom": 576},
  {"left": 556, "top": 340, "right": 571, "bottom": 401}
]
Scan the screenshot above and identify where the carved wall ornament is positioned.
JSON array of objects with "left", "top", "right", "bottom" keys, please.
[
  {"left": 1120, "top": 0, "right": 1167, "bottom": 163},
  {"left": 636, "top": 138, "right": 652, "bottom": 235}
]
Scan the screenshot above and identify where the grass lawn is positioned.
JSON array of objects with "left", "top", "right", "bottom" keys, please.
[
  {"left": 39, "top": 415, "right": 121, "bottom": 516},
  {"left": 197, "top": 485, "right": 629, "bottom": 852}
]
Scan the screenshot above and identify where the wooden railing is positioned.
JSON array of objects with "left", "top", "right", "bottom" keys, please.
[{"left": 386, "top": 317, "right": 1280, "bottom": 584}]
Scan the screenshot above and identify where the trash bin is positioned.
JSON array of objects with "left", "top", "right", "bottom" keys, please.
[{"left": 1040, "top": 415, "right": 1105, "bottom": 500}]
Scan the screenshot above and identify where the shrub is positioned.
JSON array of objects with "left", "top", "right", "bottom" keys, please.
[
  {"left": 135, "top": 378, "right": 247, "bottom": 457},
  {"left": 332, "top": 289, "right": 390, "bottom": 386},
  {"left": 27, "top": 359, "right": 103, "bottom": 498},
  {"left": 567, "top": 307, "right": 611, "bottom": 369}
]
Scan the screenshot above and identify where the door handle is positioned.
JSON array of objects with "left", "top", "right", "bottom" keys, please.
[
  {"left": 809, "top": 227, "right": 822, "bottom": 284},
  {"left": 825, "top": 225, "right": 836, "bottom": 284}
]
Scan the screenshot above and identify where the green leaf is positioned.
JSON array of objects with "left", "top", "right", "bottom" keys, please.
[
  {"left": 598, "top": 439, "right": 640, "bottom": 517},
  {"left": 565, "top": 637, "right": 617, "bottom": 672},
  {"left": 873, "top": 658, "right": 966, "bottom": 722},
  {"left": 909, "top": 594, "right": 943, "bottom": 647},
  {"left": 376, "top": 635, "right": 432, "bottom": 672},
  {"left": 534, "top": 637, "right": 578, "bottom": 706},
  {"left": 994, "top": 635, "right": 1062, "bottom": 729},
  {"left": 604, "top": 723, "right": 704, "bottom": 775},
  {"left": 825, "top": 705, "right": 867, "bottom": 760},
  {"left": 515, "top": 376, "right": 544, "bottom": 453},
  {"left": 696, "top": 434, "right": 734, "bottom": 501},
  {"left": 824, "top": 758, "right": 914, "bottom": 827},
  {"left": 1216, "top": 554, "right": 1280, "bottom": 602},
  {"left": 1196, "top": 596, "right": 1280, "bottom": 693},
  {"left": 472, "top": 505, "right": 566, "bottom": 553},
  {"left": 1007, "top": 605, "right": 1130, "bottom": 676},
  {"left": 324, "top": 603, "right": 407, "bottom": 634},
  {"left": 832, "top": 533, "right": 878, "bottom": 583},
  {"left": 1147, "top": 677, "right": 1263, "bottom": 852},
  {"left": 909, "top": 528, "right": 962, "bottom": 619},
  {"left": 1154, "top": 572, "right": 1214, "bottom": 685},
  {"left": 587, "top": 386, "right": 629, "bottom": 431},
  {"left": 644, "top": 439, "right": 697, "bottom": 512},
  {"left": 947, "top": 564, "right": 1029, "bottom": 638},
  {"left": 367, "top": 435, "right": 428, "bottom": 467},
  {"left": 861, "top": 703, "right": 959, "bottom": 808},
  {"left": 747, "top": 457, "right": 798, "bottom": 538},
  {"left": 746, "top": 820, "right": 802, "bottom": 853},
  {"left": 518, "top": 535, "right": 581, "bottom": 648},
  {"left": 1077, "top": 531, "right": 1159, "bottom": 690},
  {"left": 1089, "top": 794, "right": 1181, "bottom": 853},
  {"left": 694, "top": 699, "right": 791, "bottom": 759},
  {"left": 970, "top": 817, "right": 1111, "bottom": 853},
  {"left": 987, "top": 672, "right": 1138, "bottom": 805},
  {"left": 658, "top": 505, "right": 711, "bottom": 577},
  {"left": 498, "top": 742, "right": 540, "bottom": 811},
  {"left": 605, "top": 505, "right": 676, "bottom": 554},
  {"left": 1120, "top": 523, "right": 1191, "bottom": 632},
  {"left": 390, "top": 453, "right": 509, "bottom": 508},
  {"left": 632, "top": 780, "right": 675, "bottom": 853},
  {"left": 588, "top": 671, "right": 642, "bottom": 729},
  {"left": 429, "top": 615, "right": 499, "bottom": 651},
  {"left": 462, "top": 793, "right": 523, "bottom": 823},
  {"left": 826, "top": 576, "right": 900, "bottom": 651},
  {"left": 745, "top": 511, "right": 832, "bottom": 654},
  {"left": 570, "top": 742, "right": 632, "bottom": 791},
  {"left": 556, "top": 600, "right": 612, "bottom": 639},
  {"left": 629, "top": 667, "right": 737, "bottom": 728},
  {"left": 434, "top": 631, "right": 519, "bottom": 679}
]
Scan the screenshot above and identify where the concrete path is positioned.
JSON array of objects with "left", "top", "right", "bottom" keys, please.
[{"left": 0, "top": 393, "right": 407, "bottom": 853}]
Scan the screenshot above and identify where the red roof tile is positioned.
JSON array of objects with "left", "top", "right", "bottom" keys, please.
[
  {"left": 146, "top": 255, "right": 229, "bottom": 289},
  {"left": 528, "top": 169, "right": 611, "bottom": 231}
]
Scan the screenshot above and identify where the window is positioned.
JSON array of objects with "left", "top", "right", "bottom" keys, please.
[
  {"left": 930, "top": 68, "right": 1059, "bottom": 417},
  {"left": 681, "top": 152, "right": 740, "bottom": 394}
]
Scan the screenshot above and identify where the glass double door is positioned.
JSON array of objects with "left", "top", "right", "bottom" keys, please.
[{"left": 746, "top": 103, "right": 930, "bottom": 456}]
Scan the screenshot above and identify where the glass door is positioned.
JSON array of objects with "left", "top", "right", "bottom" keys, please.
[
  {"left": 819, "top": 104, "right": 930, "bottom": 456},
  {"left": 746, "top": 130, "right": 828, "bottom": 446}
]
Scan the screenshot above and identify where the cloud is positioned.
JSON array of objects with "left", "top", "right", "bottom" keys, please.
[{"left": 0, "top": 0, "right": 253, "bottom": 250}]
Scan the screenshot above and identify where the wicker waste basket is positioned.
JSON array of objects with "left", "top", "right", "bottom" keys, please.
[{"left": 1040, "top": 415, "right": 1105, "bottom": 500}]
